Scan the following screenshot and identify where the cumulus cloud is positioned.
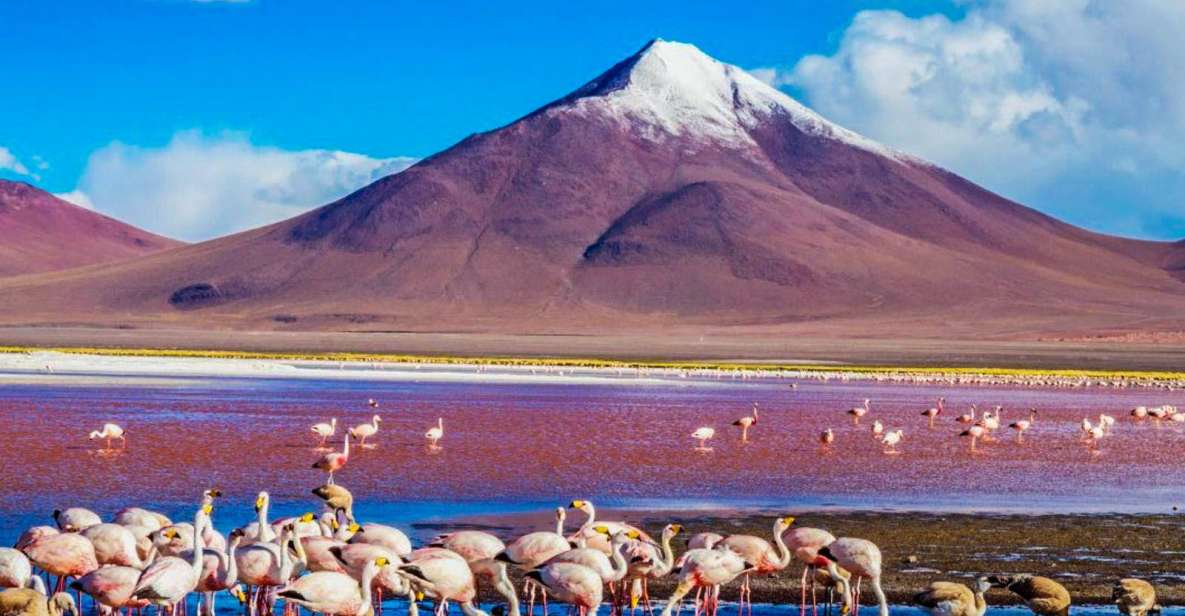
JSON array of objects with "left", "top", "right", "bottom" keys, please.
[
  {"left": 66, "top": 131, "right": 415, "bottom": 242},
  {"left": 762, "top": 0, "right": 1185, "bottom": 240},
  {"left": 0, "top": 146, "right": 32, "bottom": 177}
]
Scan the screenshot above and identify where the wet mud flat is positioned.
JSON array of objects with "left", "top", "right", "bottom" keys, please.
[{"left": 428, "top": 509, "right": 1185, "bottom": 607}]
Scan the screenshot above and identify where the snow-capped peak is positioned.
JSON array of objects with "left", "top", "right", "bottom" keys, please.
[{"left": 556, "top": 39, "right": 908, "bottom": 161}]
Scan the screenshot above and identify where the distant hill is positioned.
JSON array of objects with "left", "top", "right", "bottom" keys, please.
[{"left": 0, "top": 180, "right": 181, "bottom": 278}]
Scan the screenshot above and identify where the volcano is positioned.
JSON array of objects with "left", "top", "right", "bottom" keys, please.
[
  {"left": 0, "top": 180, "right": 180, "bottom": 278},
  {"left": 1, "top": 40, "right": 1182, "bottom": 338}
]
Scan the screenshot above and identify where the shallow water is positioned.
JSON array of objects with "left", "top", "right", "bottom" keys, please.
[{"left": 2, "top": 365, "right": 1184, "bottom": 543}]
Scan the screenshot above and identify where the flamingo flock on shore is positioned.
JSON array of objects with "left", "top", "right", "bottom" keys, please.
[{"left": 3, "top": 488, "right": 1165, "bottom": 616}]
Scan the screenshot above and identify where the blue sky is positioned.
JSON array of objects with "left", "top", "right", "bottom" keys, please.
[{"left": 3, "top": 1, "right": 1182, "bottom": 242}]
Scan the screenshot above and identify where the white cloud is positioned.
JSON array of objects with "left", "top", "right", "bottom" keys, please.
[
  {"left": 66, "top": 131, "right": 415, "bottom": 242},
  {"left": 0, "top": 146, "right": 31, "bottom": 176},
  {"left": 53, "top": 190, "right": 95, "bottom": 211},
  {"left": 765, "top": 0, "right": 1185, "bottom": 239}
]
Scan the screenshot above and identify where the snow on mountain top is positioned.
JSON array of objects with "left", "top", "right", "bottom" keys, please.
[{"left": 556, "top": 39, "right": 913, "bottom": 163}]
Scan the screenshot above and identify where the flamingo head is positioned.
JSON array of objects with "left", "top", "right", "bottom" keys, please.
[
  {"left": 664, "top": 524, "right": 683, "bottom": 539},
  {"left": 568, "top": 499, "right": 591, "bottom": 513},
  {"left": 299, "top": 512, "right": 316, "bottom": 523},
  {"left": 775, "top": 516, "right": 796, "bottom": 532},
  {"left": 254, "top": 492, "right": 269, "bottom": 513},
  {"left": 973, "top": 576, "right": 992, "bottom": 594},
  {"left": 231, "top": 587, "right": 248, "bottom": 605},
  {"left": 555, "top": 506, "right": 567, "bottom": 522}
]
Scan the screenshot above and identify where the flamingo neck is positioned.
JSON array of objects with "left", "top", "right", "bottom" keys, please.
[
  {"left": 658, "top": 532, "right": 676, "bottom": 575},
  {"left": 357, "top": 561, "right": 377, "bottom": 615},
  {"left": 257, "top": 502, "right": 274, "bottom": 542},
  {"left": 608, "top": 538, "right": 629, "bottom": 579},
  {"left": 973, "top": 591, "right": 987, "bottom": 616},
  {"left": 225, "top": 536, "right": 240, "bottom": 583},
  {"left": 190, "top": 513, "right": 206, "bottom": 576},
  {"left": 772, "top": 525, "right": 792, "bottom": 569},
  {"left": 342, "top": 434, "right": 350, "bottom": 457},
  {"left": 578, "top": 505, "right": 596, "bottom": 536}
]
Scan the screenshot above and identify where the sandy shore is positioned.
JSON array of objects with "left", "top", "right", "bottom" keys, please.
[
  {"left": 430, "top": 508, "right": 1185, "bottom": 607},
  {"left": 5, "top": 326, "right": 1185, "bottom": 371}
]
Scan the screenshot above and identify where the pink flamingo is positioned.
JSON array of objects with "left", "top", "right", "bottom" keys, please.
[
  {"left": 846, "top": 400, "right": 870, "bottom": 425},
  {"left": 960, "top": 425, "right": 986, "bottom": 453},
  {"left": 921, "top": 398, "right": 944, "bottom": 428},
  {"left": 732, "top": 404, "right": 759, "bottom": 443},
  {"left": 785, "top": 527, "right": 838, "bottom": 616},
  {"left": 312, "top": 433, "right": 350, "bottom": 484},
  {"left": 819, "top": 538, "right": 888, "bottom": 616}
]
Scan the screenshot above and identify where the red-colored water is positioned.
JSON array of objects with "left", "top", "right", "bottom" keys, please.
[{"left": 2, "top": 371, "right": 1183, "bottom": 542}]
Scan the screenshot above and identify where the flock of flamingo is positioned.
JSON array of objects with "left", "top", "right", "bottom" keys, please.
[
  {"left": 0, "top": 488, "right": 1168, "bottom": 616},
  {"left": 687, "top": 397, "right": 1181, "bottom": 456}
]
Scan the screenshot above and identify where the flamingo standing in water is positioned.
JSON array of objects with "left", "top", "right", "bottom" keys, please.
[
  {"left": 1131, "top": 406, "right": 1148, "bottom": 420},
  {"left": 310, "top": 418, "right": 337, "bottom": 448},
  {"left": 921, "top": 398, "right": 944, "bottom": 428},
  {"left": 425, "top": 418, "right": 444, "bottom": 449},
  {"left": 312, "top": 434, "right": 350, "bottom": 484},
  {"left": 716, "top": 516, "right": 795, "bottom": 614},
  {"left": 960, "top": 425, "right": 986, "bottom": 453},
  {"left": 819, "top": 429, "right": 835, "bottom": 449},
  {"left": 349, "top": 415, "right": 381, "bottom": 448},
  {"left": 847, "top": 400, "right": 870, "bottom": 425},
  {"left": 870, "top": 421, "right": 884, "bottom": 441},
  {"left": 1009, "top": 409, "right": 1037, "bottom": 442},
  {"left": 785, "top": 527, "right": 841, "bottom": 616},
  {"left": 88, "top": 423, "right": 126, "bottom": 449},
  {"left": 23, "top": 532, "right": 99, "bottom": 592},
  {"left": 660, "top": 546, "right": 750, "bottom": 616},
  {"left": 819, "top": 538, "right": 888, "bottom": 616},
  {"left": 732, "top": 404, "right": 759, "bottom": 443},
  {"left": 880, "top": 430, "right": 903, "bottom": 455},
  {"left": 691, "top": 427, "right": 715, "bottom": 451},
  {"left": 956, "top": 406, "right": 977, "bottom": 425}
]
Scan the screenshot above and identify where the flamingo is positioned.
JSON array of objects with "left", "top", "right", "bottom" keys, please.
[
  {"left": 21, "top": 532, "right": 99, "bottom": 592},
  {"left": 785, "top": 527, "right": 839, "bottom": 616},
  {"left": 348, "top": 415, "right": 381, "bottom": 448},
  {"left": 312, "top": 433, "right": 351, "bottom": 485},
  {"left": 880, "top": 430, "right": 903, "bottom": 455},
  {"left": 312, "top": 485, "right": 356, "bottom": 524},
  {"left": 276, "top": 556, "right": 388, "bottom": 616},
  {"left": 732, "top": 404, "right": 759, "bottom": 442},
  {"left": 1009, "top": 409, "right": 1037, "bottom": 443},
  {"left": 193, "top": 529, "right": 245, "bottom": 616},
  {"left": 367, "top": 399, "right": 379, "bottom": 409},
  {"left": 567, "top": 500, "right": 652, "bottom": 555},
  {"left": 87, "top": 423, "right": 126, "bottom": 449},
  {"left": 819, "top": 538, "right": 888, "bottom": 616},
  {"left": 819, "top": 429, "right": 835, "bottom": 449},
  {"left": 956, "top": 406, "right": 977, "bottom": 425},
  {"left": 398, "top": 550, "right": 491, "bottom": 616},
  {"left": 1098, "top": 413, "right": 1117, "bottom": 431},
  {"left": 348, "top": 523, "right": 413, "bottom": 559},
  {"left": 71, "top": 565, "right": 152, "bottom": 615},
  {"left": 496, "top": 508, "right": 571, "bottom": 613},
  {"left": 921, "top": 398, "right": 945, "bottom": 428},
  {"left": 870, "top": 421, "right": 884, "bottom": 441},
  {"left": 1131, "top": 406, "right": 1148, "bottom": 420},
  {"left": 523, "top": 562, "right": 601, "bottom": 616},
  {"left": 545, "top": 527, "right": 634, "bottom": 609},
  {"left": 0, "top": 549, "right": 32, "bottom": 590},
  {"left": 237, "top": 492, "right": 277, "bottom": 545},
  {"left": 131, "top": 507, "right": 210, "bottom": 613},
  {"left": 0, "top": 577, "right": 77, "bottom": 616},
  {"left": 687, "top": 533, "right": 723, "bottom": 550},
  {"left": 425, "top": 418, "right": 444, "bottom": 449},
  {"left": 235, "top": 523, "right": 306, "bottom": 616},
  {"left": 716, "top": 516, "right": 794, "bottom": 613},
  {"left": 52, "top": 509, "right": 101, "bottom": 533},
  {"left": 913, "top": 577, "right": 991, "bottom": 616},
  {"left": 960, "top": 425, "right": 986, "bottom": 453},
  {"left": 79, "top": 523, "right": 145, "bottom": 569},
  {"left": 428, "top": 531, "right": 518, "bottom": 615},
  {"left": 847, "top": 399, "right": 870, "bottom": 424},
  {"left": 691, "top": 427, "right": 715, "bottom": 450},
  {"left": 980, "top": 407, "right": 1002, "bottom": 432},
  {"left": 660, "top": 546, "right": 750, "bottom": 616},
  {"left": 311, "top": 418, "right": 337, "bottom": 448},
  {"left": 623, "top": 524, "right": 681, "bottom": 613}
]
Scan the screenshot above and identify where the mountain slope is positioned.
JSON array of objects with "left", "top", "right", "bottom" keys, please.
[
  {"left": 0, "top": 180, "right": 182, "bottom": 277},
  {"left": 0, "top": 40, "right": 1181, "bottom": 338}
]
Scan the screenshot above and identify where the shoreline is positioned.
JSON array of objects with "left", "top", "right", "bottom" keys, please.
[{"left": 3, "top": 346, "right": 1185, "bottom": 388}]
